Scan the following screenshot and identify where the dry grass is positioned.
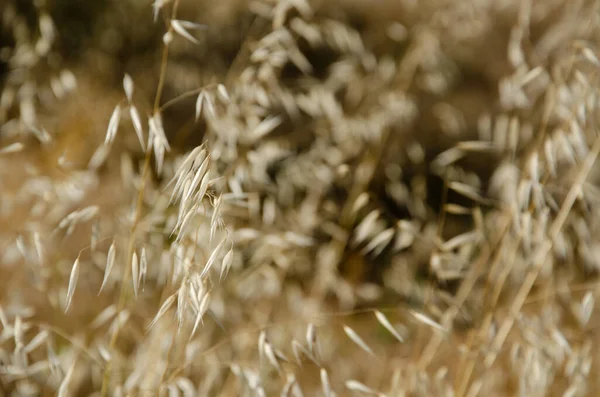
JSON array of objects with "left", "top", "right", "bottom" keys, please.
[{"left": 2, "top": 0, "right": 600, "bottom": 396}]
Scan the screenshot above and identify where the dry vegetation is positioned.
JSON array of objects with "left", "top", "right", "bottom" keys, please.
[{"left": 2, "top": 0, "right": 600, "bottom": 396}]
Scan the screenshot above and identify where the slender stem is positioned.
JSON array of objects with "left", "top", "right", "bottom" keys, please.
[
  {"left": 154, "top": 42, "right": 171, "bottom": 112},
  {"left": 100, "top": 2, "right": 180, "bottom": 394},
  {"left": 100, "top": 151, "right": 152, "bottom": 397}
]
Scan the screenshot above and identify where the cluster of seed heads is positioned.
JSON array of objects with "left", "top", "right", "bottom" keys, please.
[{"left": 2, "top": 0, "right": 600, "bottom": 396}]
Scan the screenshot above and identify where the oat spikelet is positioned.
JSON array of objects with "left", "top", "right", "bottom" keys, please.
[
  {"left": 291, "top": 339, "right": 318, "bottom": 366},
  {"left": 343, "top": 325, "right": 375, "bottom": 357},
  {"left": 90, "top": 305, "right": 118, "bottom": 329},
  {"left": 147, "top": 292, "right": 177, "bottom": 331},
  {"left": 220, "top": 246, "right": 233, "bottom": 280},
  {"left": 105, "top": 104, "right": 121, "bottom": 145},
  {"left": 306, "top": 323, "right": 317, "bottom": 358},
  {"left": 0, "top": 142, "right": 24, "bottom": 154},
  {"left": 139, "top": 247, "right": 147, "bottom": 291},
  {"left": 99, "top": 240, "right": 116, "bottom": 295},
  {"left": 250, "top": 115, "right": 282, "bottom": 140},
  {"left": 263, "top": 342, "right": 281, "bottom": 372},
  {"left": 24, "top": 330, "right": 48, "bottom": 354},
  {"left": 320, "top": 368, "right": 333, "bottom": 397},
  {"left": 130, "top": 105, "right": 145, "bottom": 150},
  {"left": 374, "top": 311, "right": 404, "bottom": 343},
  {"left": 65, "top": 255, "right": 80, "bottom": 313},
  {"left": 189, "top": 291, "right": 210, "bottom": 339},
  {"left": 201, "top": 237, "right": 227, "bottom": 278},
  {"left": 57, "top": 360, "right": 76, "bottom": 397},
  {"left": 411, "top": 311, "right": 447, "bottom": 333},
  {"left": 131, "top": 251, "right": 139, "bottom": 298},
  {"left": 195, "top": 91, "right": 205, "bottom": 121},
  {"left": 345, "top": 380, "right": 378, "bottom": 395},
  {"left": 216, "top": 84, "right": 230, "bottom": 103},
  {"left": 170, "top": 20, "right": 204, "bottom": 44},
  {"left": 579, "top": 292, "right": 595, "bottom": 327},
  {"left": 123, "top": 73, "right": 134, "bottom": 102}
]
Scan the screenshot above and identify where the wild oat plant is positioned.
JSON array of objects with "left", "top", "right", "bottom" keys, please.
[{"left": 2, "top": 0, "right": 600, "bottom": 396}]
